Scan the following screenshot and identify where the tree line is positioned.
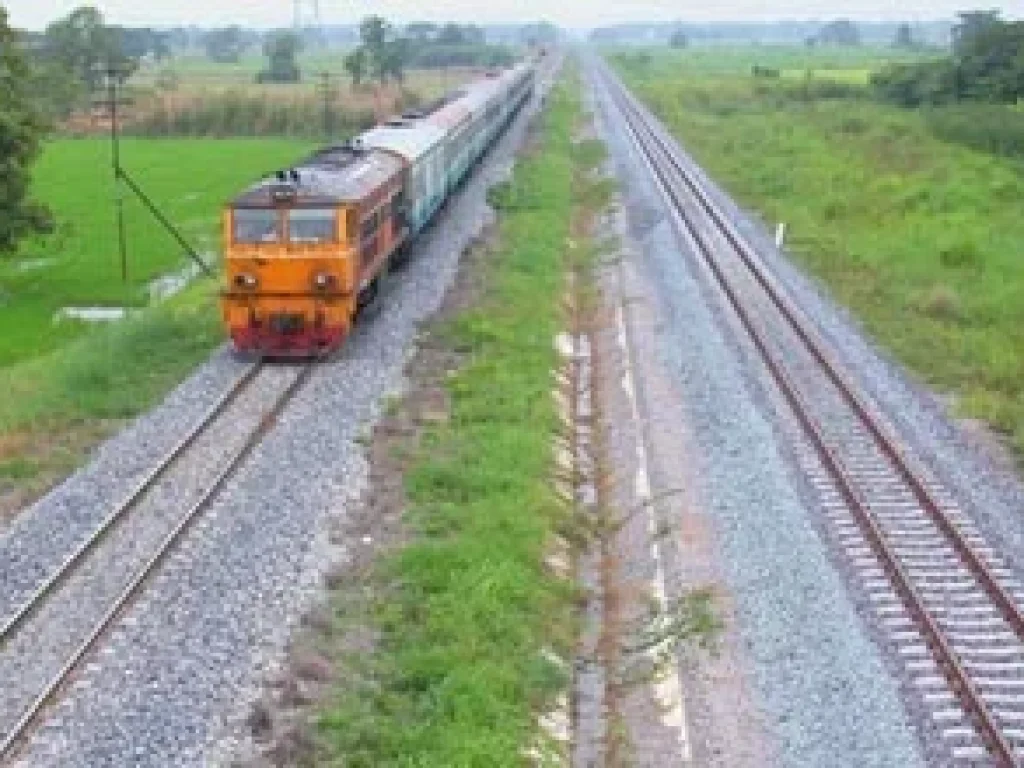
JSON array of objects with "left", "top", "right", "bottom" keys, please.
[
  {"left": 873, "top": 12, "right": 1024, "bottom": 106},
  {"left": 342, "top": 17, "right": 516, "bottom": 88}
]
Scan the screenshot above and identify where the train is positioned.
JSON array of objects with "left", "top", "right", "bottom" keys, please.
[{"left": 220, "top": 62, "right": 536, "bottom": 356}]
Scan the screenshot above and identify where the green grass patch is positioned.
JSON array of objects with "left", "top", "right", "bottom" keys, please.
[
  {"left": 317, "top": 82, "right": 580, "bottom": 765},
  {"left": 0, "top": 137, "right": 312, "bottom": 368},
  {"left": 0, "top": 278, "right": 224, "bottom": 507},
  {"left": 610, "top": 49, "right": 1024, "bottom": 459}
]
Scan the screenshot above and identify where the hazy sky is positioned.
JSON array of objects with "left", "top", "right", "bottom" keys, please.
[{"left": 5, "top": 0, "right": 1024, "bottom": 30}]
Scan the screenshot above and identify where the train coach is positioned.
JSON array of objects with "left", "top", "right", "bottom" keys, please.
[{"left": 220, "top": 62, "right": 535, "bottom": 356}]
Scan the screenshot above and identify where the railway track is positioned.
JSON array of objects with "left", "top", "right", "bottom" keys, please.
[
  {"left": 594, "top": 61, "right": 1024, "bottom": 766},
  {"left": 0, "top": 359, "right": 318, "bottom": 762}
]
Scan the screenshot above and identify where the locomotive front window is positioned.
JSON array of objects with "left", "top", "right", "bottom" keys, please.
[
  {"left": 233, "top": 208, "right": 281, "bottom": 243},
  {"left": 288, "top": 208, "right": 336, "bottom": 243}
]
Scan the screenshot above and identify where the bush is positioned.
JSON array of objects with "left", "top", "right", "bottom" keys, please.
[{"left": 925, "top": 105, "right": 1024, "bottom": 158}]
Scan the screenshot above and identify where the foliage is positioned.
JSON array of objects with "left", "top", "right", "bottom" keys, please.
[
  {"left": 0, "top": 9, "right": 52, "bottom": 253},
  {"left": 318, "top": 80, "right": 579, "bottom": 767},
  {"left": 893, "top": 23, "right": 915, "bottom": 49},
  {"left": 612, "top": 48, "right": 1024, "bottom": 459},
  {"left": 347, "top": 15, "right": 406, "bottom": 86},
  {"left": 42, "top": 6, "right": 135, "bottom": 89},
  {"left": 129, "top": 93, "right": 376, "bottom": 138},
  {"left": 924, "top": 104, "right": 1024, "bottom": 158},
  {"left": 343, "top": 47, "right": 368, "bottom": 87},
  {"left": 873, "top": 12, "right": 1024, "bottom": 106},
  {"left": 405, "top": 42, "right": 515, "bottom": 69},
  {"left": 669, "top": 28, "right": 688, "bottom": 49},
  {"left": 257, "top": 30, "right": 301, "bottom": 84},
  {"left": 203, "top": 27, "right": 249, "bottom": 64},
  {"left": 815, "top": 19, "right": 862, "bottom": 46}
]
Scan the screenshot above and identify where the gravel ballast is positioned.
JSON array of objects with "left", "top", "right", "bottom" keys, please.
[
  {"left": 6, "top": 93, "right": 540, "bottom": 767},
  {"left": 586, "top": 58, "right": 929, "bottom": 768}
]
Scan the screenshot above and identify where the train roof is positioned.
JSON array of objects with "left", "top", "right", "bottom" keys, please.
[
  {"left": 357, "top": 120, "right": 447, "bottom": 164},
  {"left": 231, "top": 145, "right": 404, "bottom": 208},
  {"left": 425, "top": 100, "right": 472, "bottom": 130}
]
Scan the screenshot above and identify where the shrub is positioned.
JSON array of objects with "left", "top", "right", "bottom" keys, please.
[{"left": 918, "top": 284, "right": 962, "bottom": 322}]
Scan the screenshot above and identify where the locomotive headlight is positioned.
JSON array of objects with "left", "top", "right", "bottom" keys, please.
[
  {"left": 234, "top": 273, "right": 258, "bottom": 289},
  {"left": 313, "top": 273, "right": 336, "bottom": 290}
]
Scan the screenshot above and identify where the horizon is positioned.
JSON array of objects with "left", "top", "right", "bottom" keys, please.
[{"left": 4, "top": 1, "right": 1023, "bottom": 32}]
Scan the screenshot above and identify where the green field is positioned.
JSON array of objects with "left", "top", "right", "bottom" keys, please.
[
  {"left": 0, "top": 137, "right": 312, "bottom": 367},
  {"left": 610, "top": 48, "right": 1024, "bottom": 458}
]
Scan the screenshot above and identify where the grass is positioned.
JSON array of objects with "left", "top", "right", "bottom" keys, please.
[
  {"left": 0, "top": 279, "right": 223, "bottom": 498},
  {"left": 0, "top": 137, "right": 312, "bottom": 367},
  {"left": 610, "top": 48, "right": 1024, "bottom": 459},
  {"left": 316, "top": 80, "right": 581, "bottom": 765}
]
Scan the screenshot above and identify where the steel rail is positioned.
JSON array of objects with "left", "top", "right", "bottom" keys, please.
[
  {"left": 0, "top": 359, "right": 318, "bottom": 762},
  {"left": 598, "top": 63, "right": 1019, "bottom": 766},
  {"left": 605, "top": 67, "right": 1024, "bottom": 650},
  {"left": 0, "top": 361, "right": 264, "bottom": 648}
]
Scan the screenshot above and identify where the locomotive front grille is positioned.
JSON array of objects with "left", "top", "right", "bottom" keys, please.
[{"left": 269, "top": 313, "right": 306, "bottom": 335}]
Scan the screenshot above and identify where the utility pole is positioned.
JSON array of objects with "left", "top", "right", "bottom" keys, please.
[
  {"left": 93, "top": 63, "right": 133, "bottom": 282},
  {"left": 92, "top": 62, "right": 214, "bottom": 284},
  {"left": 316, "top": 71, "right": 333, "bottom": 138}
]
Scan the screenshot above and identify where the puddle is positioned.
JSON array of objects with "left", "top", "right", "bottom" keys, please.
[
  {"left": 52, "top": 255, "right": 213, "bottom": 325},
  {"left": 54, "top": 306, "right": 136, "bottom": 323},
  {"left": 16, "top": 258, "right": 56, "bottom": 272},
  {"left": 147, "top": 259, "right": 207, "bottom": 302}
]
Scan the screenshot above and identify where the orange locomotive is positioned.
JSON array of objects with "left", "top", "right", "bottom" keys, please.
[
  {"left": 220, "top": 146, "right": 407, "bottom": 355},
  {"left": 220, "top": 62, "right": 535, "bottom": 356}
]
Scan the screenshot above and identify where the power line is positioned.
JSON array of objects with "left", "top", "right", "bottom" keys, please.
[{"left": 91, "top": 63, "right": 214, "bottom": 284}]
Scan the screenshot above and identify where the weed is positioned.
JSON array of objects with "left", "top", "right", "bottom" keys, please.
[{"left": 918, "top": 284, "right": 963, "bottom": 322}]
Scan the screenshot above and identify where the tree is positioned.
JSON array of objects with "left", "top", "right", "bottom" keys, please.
[
  {"left": 405, "top": 22, "right": 437, "bottom": 42},
  {"left": 894, "top": 23, "right": 914, "bottom": 48},
  {"left": 817, "top": 19, "right": 861, "bottom": 46},
  {"left": 359, "top": 15, "right": 389, "bottom": 50},
  {"left": 203, "top": 26, "right": 247, "bottom": 63},
  {"left": 953, "top": 11, "right": 1003, "bottom": 57},
  {"left": 258, "top": 31, "right": 301, "bottom": 83},
  {"left": 344, "top": 46, "right": 367, "bottom": 87},
  {"left": 669, "top": 28, "right": 688, "bottom": 48},
  {"left": 0, "top": 9, "right": 52, "bottom": 252},
  {"left": 873, "top": 13, "right": 1024, "bottom": 106},
  {"left": 42, "top": 6, "right": 131, "bottom": 89},
  {"left": 379, "top": 38, "right": 408, "bottom": 85}
]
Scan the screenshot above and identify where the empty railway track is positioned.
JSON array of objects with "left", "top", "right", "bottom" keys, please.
[
  {"left": 594, "top": 60, "right": 1024, "bottom": 767},
  {"left": 0, "top": 359, "right": 318, "bottom": 762}
]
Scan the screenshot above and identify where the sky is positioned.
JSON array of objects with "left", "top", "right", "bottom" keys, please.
[{"left": 5, "top": 0, "right": 1024, "bottom": 31}]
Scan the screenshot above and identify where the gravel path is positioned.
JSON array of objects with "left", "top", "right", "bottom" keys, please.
[
  {"left": 586, "top": 57, "right": 929, "bottom": 768},
  {"left": 6, "top": 91, "right": 541, "bottom": 767}
]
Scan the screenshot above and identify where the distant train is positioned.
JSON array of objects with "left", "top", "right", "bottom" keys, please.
[{"left": 220, "top": 62, "right": 535, "bottom": 356}]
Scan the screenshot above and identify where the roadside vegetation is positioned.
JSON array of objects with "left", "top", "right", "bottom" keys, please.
[
  {"left": 611, "top": 46, "right": 1024, "bottom": 458},
  {"left": 311, "top": 81, "right": 581, "bottom": 765}
]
